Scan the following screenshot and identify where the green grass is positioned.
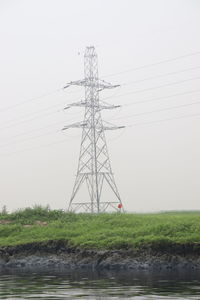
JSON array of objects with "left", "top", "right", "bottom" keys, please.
[{"left": 0, "top": 206, "right": 200, "bottom": 250}]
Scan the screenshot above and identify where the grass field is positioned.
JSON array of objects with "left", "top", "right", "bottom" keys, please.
[{"left": 0, "top": 206, "right": 200, "bottom": 250}]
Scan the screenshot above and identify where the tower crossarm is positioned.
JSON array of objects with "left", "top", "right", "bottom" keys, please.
[
  {"left": 63, "top": 122, "right": 125, "bottom": 131},
  {"left": 63, "top": 79, "right": 120, "bottom": 91},
  {"left": 98, "top": 79, "right": 120, "bottom": 92},
  {"left": 102, "top": 121, "right": 125, "bottom": 130},
  {"left": 100, "top": 104, "right": 121, "bottom": 110},
  {"left": 64, "top": 101, "right": 121, "bottom": 110},
  {"left": 62, "top": 122, "right": 87, "bottom": 130},
  {"left": 64, "top": 101, "right": 86, "bottom": 109},
  {"left": 103, "top": 125, "right": 125, "bottom": 130},
  {"left": 64, "top": 80, "right": 85, "bottom": 89}
]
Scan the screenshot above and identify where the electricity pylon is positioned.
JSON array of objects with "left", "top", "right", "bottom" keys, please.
[{"left": 63, "top": 46, "right": 124, "bottom": 213}]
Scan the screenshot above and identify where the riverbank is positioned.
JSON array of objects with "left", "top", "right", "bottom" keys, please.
[
  {"left": 1, "top": 207, "right": 200, "bottom": 270},
  {"left": 1, "top": 240, "right": 200, "bottom": 271}
]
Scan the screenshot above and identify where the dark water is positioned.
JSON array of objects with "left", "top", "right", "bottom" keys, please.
[{"left": 0, "top": 269, "right": 200, "bottom": 299}]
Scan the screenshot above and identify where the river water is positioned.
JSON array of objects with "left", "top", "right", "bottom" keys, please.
[{"left": 0, "top": 269, "right": 200, "bottom": 299}]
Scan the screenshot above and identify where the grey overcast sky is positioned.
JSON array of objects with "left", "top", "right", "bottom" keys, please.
[{"left": 0, "top": 0, "right": 200, "bottom": 212}]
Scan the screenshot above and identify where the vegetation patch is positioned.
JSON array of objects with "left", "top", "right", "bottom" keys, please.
[{"left": 0, "top": 206, "right": 200, "bottom": 253}]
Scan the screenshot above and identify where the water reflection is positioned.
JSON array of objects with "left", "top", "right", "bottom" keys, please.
[{"left": 0, "top": 268, "right": 200, "bottom": 299}]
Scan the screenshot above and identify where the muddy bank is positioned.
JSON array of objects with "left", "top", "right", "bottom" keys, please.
[{"left": 1, "top": 240, "right": 200, "bottom": 271}]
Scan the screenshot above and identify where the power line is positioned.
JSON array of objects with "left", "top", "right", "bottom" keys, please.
[
  {"left": 111, "top": 99, "right": 200, "bottom": 121},
  {"left": 2, "top": 109, "right": 200, "bottom": 151},
  {"left": 103, "top": 50, "right": 200, "bottom": 78},
  {"left": 0, "top": 56, "right": 199, "bottom": 117},
  {"left": 0, "top": 115, "right": 80, "bottom": 148},
  {"left": 0, "top": 108, "right": 62, "bottom": 132},
  {"left": 0, "top": 127, "right": 80, "bottom": 157},
  {"left": 0, "top": 85, "right": 81, "bottom": 115},
  {"left": 0, "top": 92, "right": 83, "bottom": 132},
  {"left": 121, "top": 65, "right": 200, "bottom": 86},
  {"left": 0, "top": 136, "right": 74, "bottom": 158},
  {"left": 0, "top": 88, "right": 61, "bottom": 113},
  {"left": 0, "top": 100, "right": 65, "bottom": 126},
  {"left": 0, "top": 50, "right": 200, "bottom": 116},
  {"left": 126, "top": 112, "right": 200, "bottom": 128},
  {"left": 0, "top": 129, "right": 60, "bottom": 149},
  {"left": 103, "top": 76, "right": 200, "bottom": 101},
  {"left": 2, "top": 50, "right": 200, "bottom": 156},
  {"left": 0, "top": 76, "right": 198, "bottom": 131},
  {"left": 123, "top": 88, "right": 200, "bottom": 107}
]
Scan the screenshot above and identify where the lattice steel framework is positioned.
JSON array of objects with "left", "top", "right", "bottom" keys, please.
[{"left": 63, "top": 46, "right": 124, "bottom": 213}]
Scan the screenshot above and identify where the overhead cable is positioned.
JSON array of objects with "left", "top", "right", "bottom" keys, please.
[
  {"left": 103, "top": 50, "right": 200, "bottom": 78},
  {"left": 121, "top": 66, "right": 200, "bottom": 86},
  {"left": 126, "top": 112, "right": 200, "bottom": 128},
  {"left": 103, "top": 76, "right": 200, "bottom": 101},
  {"left": 111, "top": 99, "right": 200, "bottom": 120}
]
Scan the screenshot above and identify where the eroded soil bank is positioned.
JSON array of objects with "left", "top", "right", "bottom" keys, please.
[{"left": 1, "top": 240, "right": 200, "bottom": 271}]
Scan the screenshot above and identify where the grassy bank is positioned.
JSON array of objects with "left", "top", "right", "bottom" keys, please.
[{"left": 0, "top": 207, "right": 200, "bottom": 250}]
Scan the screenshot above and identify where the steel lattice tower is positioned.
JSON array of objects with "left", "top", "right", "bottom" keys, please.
[{"left": 63, "top": 46, "right": 124, "bottom": 213}]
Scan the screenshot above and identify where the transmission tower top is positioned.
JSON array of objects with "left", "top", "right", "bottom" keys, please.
[{"left": 63, "top": 46, "right": 124, "bottom": 213}]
